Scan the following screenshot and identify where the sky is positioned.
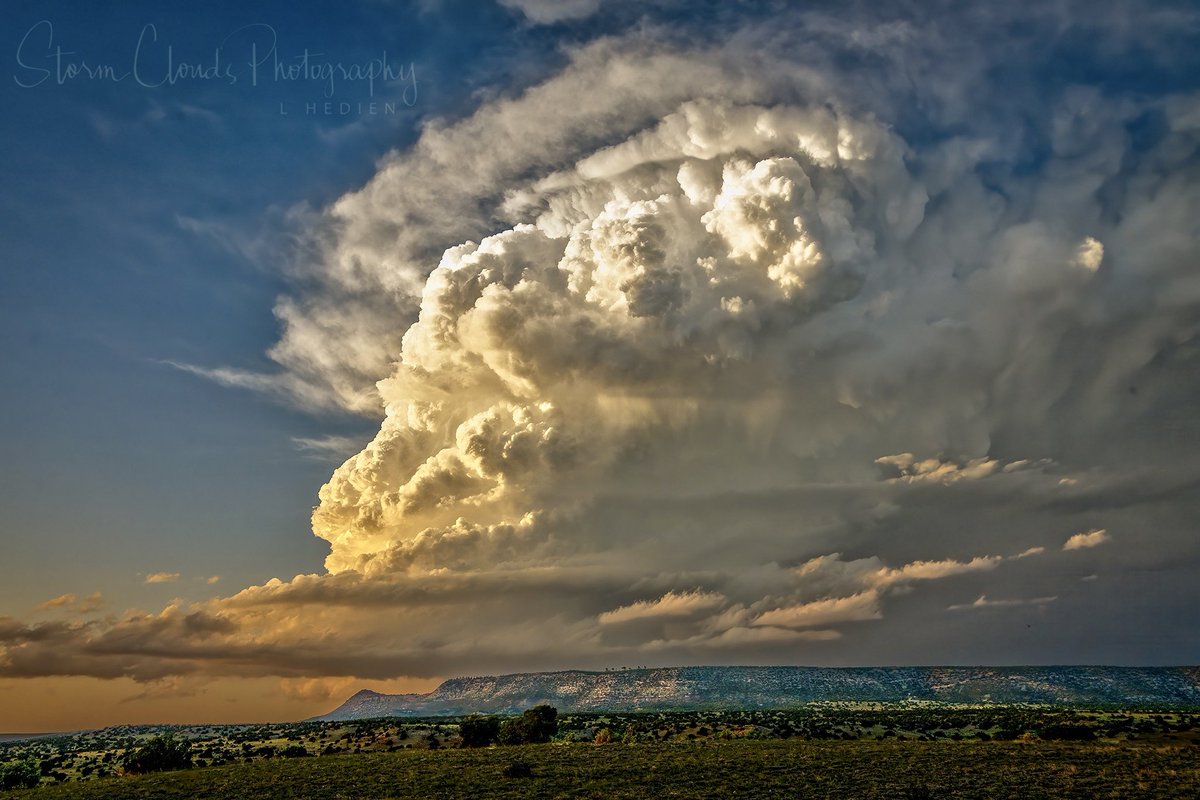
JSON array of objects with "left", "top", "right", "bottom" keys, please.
[{"left": 1, "top": 0, "right": 1198, "bottom": 732}]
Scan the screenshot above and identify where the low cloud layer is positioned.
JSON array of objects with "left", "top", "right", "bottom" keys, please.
[{"left": 3, "top": 1, "right": 1199, "bottom": 687}]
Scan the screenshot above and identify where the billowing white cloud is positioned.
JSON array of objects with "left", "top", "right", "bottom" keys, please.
[{"left": 308, "top": 90, "right": 1051, "bottom": 573}]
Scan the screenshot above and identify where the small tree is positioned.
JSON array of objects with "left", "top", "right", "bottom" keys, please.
[
  {"left": 0, "top": 758, "right": 41, "bottom": 790},
  {"left": 459, "top": 715, "right": 501, "bottom": 748},
  {"left": 122, "top": 733, "right": 193, "bottom": 774},
  {"left": 497, "top": 717, "right": 524, "bottom": 745},
  {"left": 498, "top": 704, "right": 559, "bottom": 745},
  {"left": 523, "top": 704, "right": 558, "bottom": 742}
]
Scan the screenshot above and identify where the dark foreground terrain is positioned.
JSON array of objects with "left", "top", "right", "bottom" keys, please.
[
  {"left": 3, "top": 708, "right": 1198, "bottom": 798},
  {"left": 4, "top": 739, "right": 1199, "bottom": 799}
]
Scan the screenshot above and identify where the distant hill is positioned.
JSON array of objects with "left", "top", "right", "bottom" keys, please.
[
  {"left": 0, "top": 732, "right": 70, "bottom": 742},
  {"left": 315, "top": 666, "right": 1200, "bottom": 720}
]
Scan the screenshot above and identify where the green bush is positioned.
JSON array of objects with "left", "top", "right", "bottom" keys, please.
[
  {"left": 499, "top": 705, "right": 559, "bottom": 745},
  {"left": 122, "top": 734, "right": 194, "bottom": 774},
  {"left": 459, "top": 716, "right": 501, "bottom": 748},
  {"left": 0, "top": 758, "right": 41, "bottom": 790}
]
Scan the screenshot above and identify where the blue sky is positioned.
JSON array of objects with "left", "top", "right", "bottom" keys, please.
[{"left": 2, "top": 0, "right": 1199, "bottom": 729}]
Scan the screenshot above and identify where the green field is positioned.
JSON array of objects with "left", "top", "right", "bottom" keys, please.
[{"left": 4, "top": 739, "right": 1198, "bottom": 799}]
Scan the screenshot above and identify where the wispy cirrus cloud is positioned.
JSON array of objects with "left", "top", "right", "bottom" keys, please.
[
  {"left": 498, "top": 0, "right": 604, "bottom": 24},
  {"left": 35, "top": 593, "right": 105, "bottom": 614},
  {"left": 948, "top": 595, "right": 1058, "bottom": 611},
  {"left": 291, "top": 435, "right": 368, "bottom": 461},
  {"left": 35, "top": 594, "right": 77, "bottom": 611}
]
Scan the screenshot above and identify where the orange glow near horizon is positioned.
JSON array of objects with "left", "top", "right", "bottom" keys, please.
[{"left": 0, "top": 676, "right": 443, "bottom": 733}]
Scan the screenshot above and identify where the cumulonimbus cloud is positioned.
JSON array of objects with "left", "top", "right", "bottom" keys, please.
[{"left": 4, "top": 1, "right": 1200, "bottom": 684}]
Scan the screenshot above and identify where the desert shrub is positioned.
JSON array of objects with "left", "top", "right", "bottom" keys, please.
[
  {"left": 0, "top": 758, "right": 41, "bottom": 790},
  {"left": 594, "top": 727, "right": 613, "bottom": 744},
  {"left": 122, "top": 734, "right": 193, "bottom": 774},
  {"left": 499, "top": 705, "right": 559, "bottom": 745},
  {"left": 1038, "top": 724, "right": 1095, "bottom": 741},
  {"left": 459, "top": 716, "right": 501, "bottom": 748},
  {"left": 281, "top": 745, "right": 310, "bottom": 758}
]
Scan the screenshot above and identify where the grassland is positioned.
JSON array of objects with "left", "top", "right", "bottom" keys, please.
[
  {"left": 3, "top": 708, "right": 1198, "bottom": 798},
  {"left": 4, "top": 738, "right": 1198, "bottom": 799}
]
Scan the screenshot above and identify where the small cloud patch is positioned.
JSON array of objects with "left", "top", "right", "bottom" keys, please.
[
  {"left": 948, "top": 594, "right": 1058, "bottom": 611},
  {"left": 1063, "top": 529, "right": 1110, "bottom": 551}
]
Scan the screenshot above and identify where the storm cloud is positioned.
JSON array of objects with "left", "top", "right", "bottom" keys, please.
[{"left": 4, "top": 0, "right": 1199, "bottom": 685}]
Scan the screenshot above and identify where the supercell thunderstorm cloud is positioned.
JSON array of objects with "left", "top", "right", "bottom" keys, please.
[{"left": 3, "top": 0, "right": 1200, "bottom": 687}]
